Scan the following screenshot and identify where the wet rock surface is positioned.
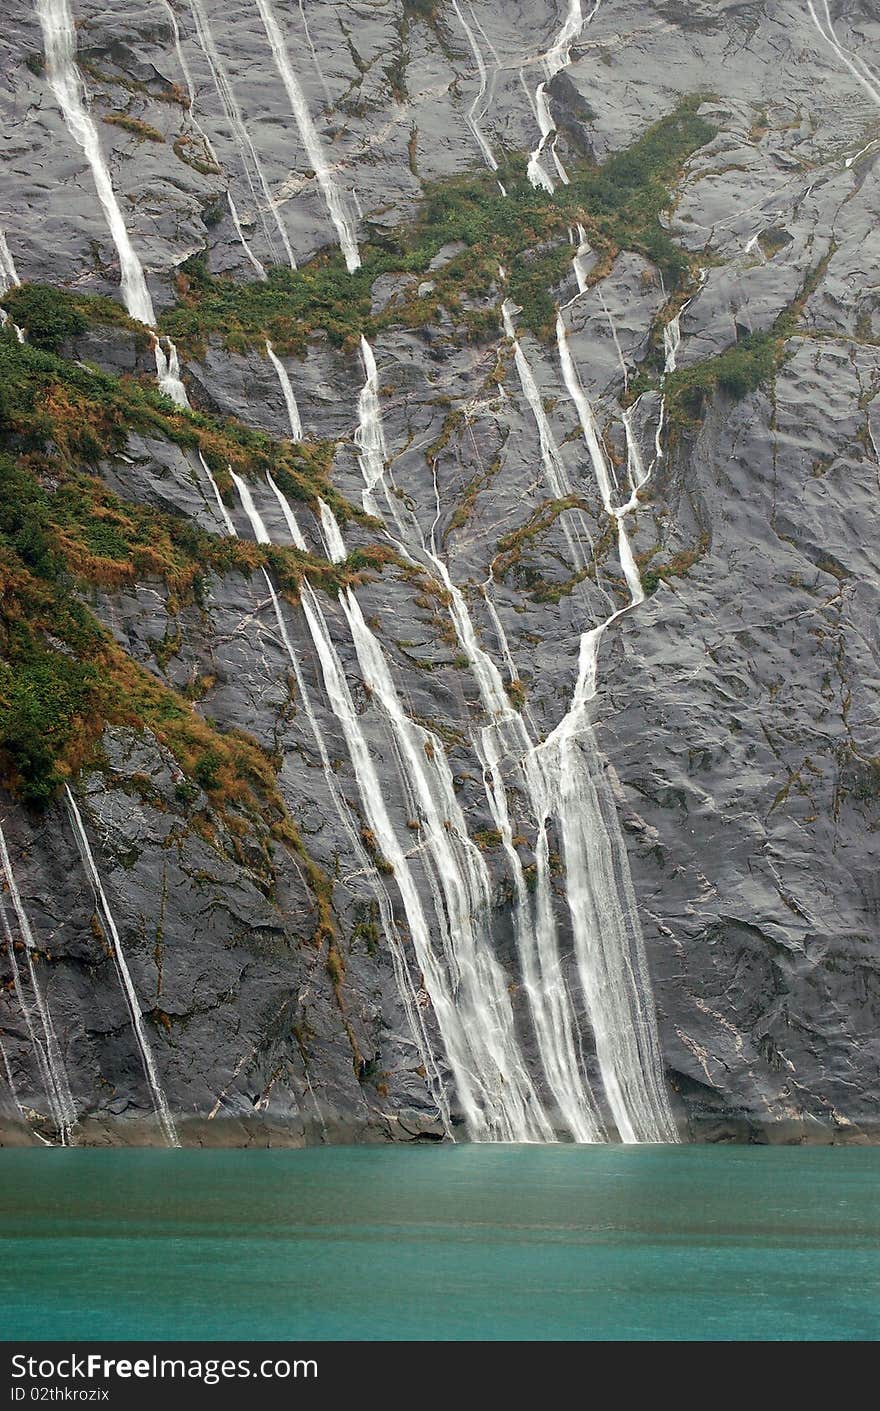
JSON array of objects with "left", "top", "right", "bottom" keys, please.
[{"left": 1, "top": 0, "right": 879, "bottom": 1145}]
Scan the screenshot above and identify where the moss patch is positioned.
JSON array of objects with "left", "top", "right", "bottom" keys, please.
[
  {"left": 0, "top": 333, "right": 390, "bottom": 806},
  {"left": 155, "top": 97, "right": 716, "bottom": 355}
]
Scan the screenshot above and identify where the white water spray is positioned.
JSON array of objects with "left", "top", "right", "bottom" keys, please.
[
  {"left": 159, "top": 0, "right": 267, "bottom": 279},
  {"left": 526, "top": 1, "right": 600, "bottom": 192},
  {"left": 0, "top": 818, "right": 77, "bottom": 1142},
  {"left": 233, "top": 465, "right": 549, "bottom": 1140},
  {"left": 187, "top": 0, "right": 298, "bottom": 267},
  {"left": 254, "top": 0, "right": 361, "bottom": 271},
  {"left": 0, "top": 227, "right": 25, "bottom": 342},
  {"left": 452, "top": 0, "right": 500, "bottom": 174},
  {"left": 266, "top": 340, "right": 303, "bottom": 439},
  {"left": 64, "top": 787, "right": 179, "bottom": 1146}
]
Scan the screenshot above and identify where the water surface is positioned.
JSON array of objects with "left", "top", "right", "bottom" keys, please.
[{"left": 3, "top": 1145, "right": 879, "bottom": 1340}]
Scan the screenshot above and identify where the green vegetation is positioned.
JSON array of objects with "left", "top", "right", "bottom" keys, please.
[
  {"left": 473, "top": 828, "right": 503, "bottom": 851},
  {"left": 3, "top": 282, "right": 149, "bottom": 352},
  {"left": 157, "top": 97, "right": 716, "bottom": 355},
  {"left": 659, "top": 328, "right": 780, "bottom": 423},
  {"left": 80, "top": 60, "right": 190, "bottom": 109},
  {"left": 101, "top": 113, "right": 166, "bottom": 143},
  {"left": 639, "top": 533, "right": 710, "bottom": 596},
  {"left": 164, "top": 256, "right": 377, "bottom": 358},
  {"left": 0, "top": 97, "right": 721, "bottom": 850},
  {"left": 491, "top": 495, "right": 585, "bottom": 580},
  {"left": 628, "top": 252, "right": 834, "bottom": 432},
  {"left": 0, "top": 326, "right": 356, "bottom": 519},
  {"left": 0, "top": 331, "right": 390, "bottom": 807},
  {"left": 2, "top": 285, "right": 86, "bottom": 353}
]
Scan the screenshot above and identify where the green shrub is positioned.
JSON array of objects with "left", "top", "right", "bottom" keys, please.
[
  {"left": 156, "top": 97, "right": 717, "bottom": 354},
  {"left": 194, "top": 748, "right": 222, "bottom": 792},
  {"left": 0, "top": 639, "right": 96, "bottom": 804},
  {"left": 2, "top": 284, "right": 87, "bottom": 353}
]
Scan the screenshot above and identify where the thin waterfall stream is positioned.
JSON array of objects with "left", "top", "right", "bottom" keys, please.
[{"left": 16, "top": 0, "right": 689, "bottom": 1145}]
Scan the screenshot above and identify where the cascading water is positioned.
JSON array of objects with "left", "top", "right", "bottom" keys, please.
[
  {"left": 159, "top": 0, "right": 267, "bottom": 280},
  {"left": 231, "top": 468, "right": 550, "bottom": 1141},
  {"left": 154, "top": 339, "right": 190, "bottom": 407},
  {"left": 266, "top": 341, "right": 304, "bottom": 440},
  {"left": 546, "top": 309, "right": 678, "bottom": 1142},
  {"left": 355, "top": 336, "right": 395, "bottom": 524},
  {"left": 0, "top": 226, "right": 18, "bottom": 289},
  {"left": 355, "top": 332, "right": 676, "bottom": 1141},
  {"left": 36, "top": 0, "right": 154, "bottom": 324},
  {"left": 571, "top": 223, "right": 592, "bottom": 294},
  {"left": 258, "top": 479, "right": 452, "bottom": 1129},
  {"left": 35, "top": 0, "right": 192, "bottom": 399},
  {"left": 22, "top": 0, "right": 686, "bottom": 1145},
  {"left": 254, "top": 0, "right": 361, "bottom": 272},
  {"left": 208, "top": 461, "right": 449, "bottom": 1127},
  {"left": 501, "top": 298, "right": 593, "bottom": 571},
  {"left": 186, "top": 0, "right": 298, "bottom": 267},
  {"left": 0, "top": 226, "right": 25, "bottom": 342},
  {"left": 526, "top": 1, "right": 604, "bottom": 192},
  {"left": 527, "top": 1, "right": 584, "bottom": 191},
  {"left": 806, "top": 0, "right": 880, "bottom": 107},
  {"left": 451, "top": 1, "right": 501, "bottom": 180},
  {"left": 352, "top": 339, "right": 611, "bottom": 1140},
  {"left": 64, "top": 787, "right": 179, "bottom": 1146},
  {"left": 0, "top": 818, "right": 77, "bottom": 1142}
]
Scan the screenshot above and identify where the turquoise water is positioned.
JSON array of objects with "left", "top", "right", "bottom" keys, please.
[{"left": 2, "top": 1145, "right": 879, "bottom": 1341}]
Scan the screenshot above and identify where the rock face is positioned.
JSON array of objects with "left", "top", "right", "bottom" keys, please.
[{"left": 1, "top": 0, "right": 879, "bottom": 1145}]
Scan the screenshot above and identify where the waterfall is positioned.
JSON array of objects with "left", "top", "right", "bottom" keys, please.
[
  {"left": 158, "top": 0, "right": 267, "bottom": 279},
  {"left": 527, "top": 82, "right": 566, "bottom": 193},
  {"left": 806, "top": 0, "right": 880, "bottom": 108},
  {"left": 254, "top": 0, "right": 361, "bottom": 272},
  {"left": 308, "top": 576, "right": 551, "bottom": 1141},
  {"left": 36, "top": 0, "right": 154, "bottom": 324},
  {"left": 464, "top": 0, "right": 508, "bottom": 191},
  {"left": 64, "top": 787, "right": 179, "bottom": 1146},
  {"left": 526, "top": 1, "right": 602, "bottom": 192},
  {"left": 219, "top": 467, "right": 450, "bottom": 1127},
  {"left": 571, "top": 223, "right": 591, "bottom": 295},
  {"left": 28, "top": 0, "right": 677, "bottom": 1145},
  {"left": 186, "top": 0, "right": 298, "bottom": 267},
  {"left": 266, "top": 341, "right": 303, "bottom": 440},
  {"left": 35, "top": 0, "right": 194, "bottom": 399},
  {"left": 154, "top": 338, "right": 189, "bottom": 407},
  {"left": 0, "top": 226, "right": 25, "bottom": 342},
  {"left": 451, "top": 1, "right": 500, "bottom": 175},
  {"left": 0, "top": 227, "right": 20, "bottom": 289},
  {"left": 0, "top": 818, "right": 77, "bottom": 1142},
  {"left": 544, "top": 310, "right": 678, "bottom": 1141},
  {"left": 231, "top": 470, "right": 548, "bottom": 1139},
  {"left": 501, "top": 299, "right": 593, "bottom": 571},
  {"left": 651, "top": 274, "right": 704, "bottom": 463},
  {"left": 430, "top": 561, "right": 606, "bottom": 1142},
  {"left": 352, "top": 339, "right": 613, "bottom": 1140},
  {"left": 663, "top": 312, "right": 683, "bottom": 374},
  {"left": 266, "top": 470, "right": 309, "bottom": 549},
  {"left": 355, "top": 336, "right": 392, "bottom": 520},
  {"left": 354, "top": 335, "right": 678, "bottom": 1140}
]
